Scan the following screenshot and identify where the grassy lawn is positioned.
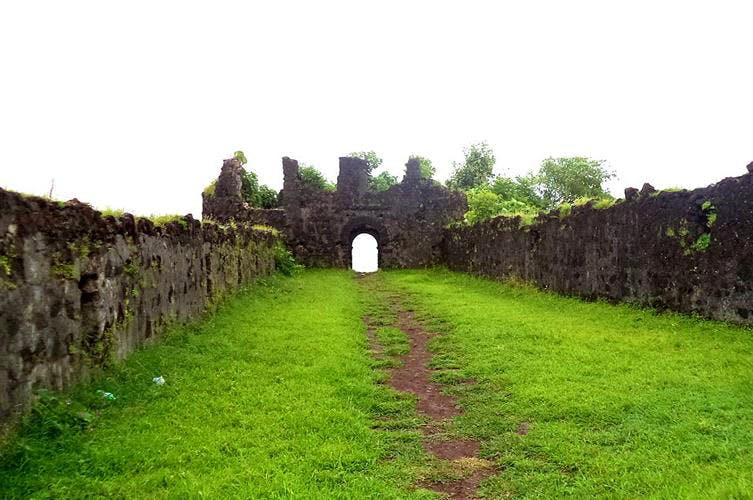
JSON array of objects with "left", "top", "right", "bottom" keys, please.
[
  {"left": 0, "top": 270, "right": 430, "bottom": 499},
  {"left": 383, "top": 269, "right": 753, "bottom": 498},
  {"left": 3, "top": 268, "right": 753, "bottom": 498}
]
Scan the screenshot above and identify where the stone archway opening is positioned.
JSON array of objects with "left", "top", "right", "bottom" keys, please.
[{"left": 351, "top": 233, "right": 379, "bottom": 273}]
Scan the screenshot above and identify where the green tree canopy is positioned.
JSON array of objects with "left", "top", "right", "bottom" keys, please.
[
  {"left": 369, "top": 171, "right": 398, "bottom": 192},
  {"left": 298, "top": 164, "right": 335, "bottom": 191},
  {"left": 232, "top": 150, "right": 278, "bottom": 208},
  {"left": 240, "top": 170, "right": 278, "bottom": 208},
  {"left": 465, "top": 186, "right": 539, "bottom": 225},
  {"left": 489, "top": 174, "right": 545, "bottom": 209},
  {"left": 409, "top": 155, "right": 436, "bottom": 180},
  {"left": 446, "top": 142, "right": 496, "bottom": 190},
  {"left": 348, "top": 151, "right": 383, "bottom": 174},
  {"left": 538, "top": 157, "right": 615, "bottom": 206}
]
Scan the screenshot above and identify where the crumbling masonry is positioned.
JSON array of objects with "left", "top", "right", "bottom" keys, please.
[
  {"left": 1, "top": 156, "right": 752, "bottom": 426},
  {"left": 203, "top": 156, "right": 468, "bottom": 268},
  {"left": 204, "top": 157, "right": 753, "bottom": 326}
]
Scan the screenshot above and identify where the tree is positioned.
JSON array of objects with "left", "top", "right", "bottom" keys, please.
[
  {"left": 409, "top": 155, "right": 435, "bottom": 180},
  {"left": 369, "top": 171, "right": 398, "bottom": 192},
  {"left": 464, "top": 186, "right": 539, "bottom": 225},
  {"left": 233, "top": 150, "right": 279, "bottom": 208},
  {"left": 348, "top": 151, "right": 383, "bottom": 174},
  {"left": 240, "top": 170, "right": 278, "bottom": 208},
  {"left": 538, "top": 157, "right": 615, "bottom": 207},
  {"left": 446, "top": 142, "right": 496, "bottom": 191},
  {"left": 490, "top": 174, "right": 545, "bottom": 209},
  {"left": 298, "top": 164, "right": 335, "bottom": 191}
]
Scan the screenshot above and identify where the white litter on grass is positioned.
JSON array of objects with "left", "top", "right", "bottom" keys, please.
[
  {"left": 152, "top": 376, "right": 165, "bottom": 385},
  {"left": 96, "top": 390, "right": 116, "bottom": 400}
]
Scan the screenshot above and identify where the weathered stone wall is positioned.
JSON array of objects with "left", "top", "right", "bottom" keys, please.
[
  {"left": 0, "top": 188, "right": 278, "bottom": 424},
  {"left": 442, "top": 167, "right": 753, "bottom": 325},
  {"left": 203, "top": 157, "right": 467, "bottom": 268}
]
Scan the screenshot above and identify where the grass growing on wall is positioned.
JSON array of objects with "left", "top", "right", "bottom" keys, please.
[
  {"left": 0, "top": 270, "right": 431, "bottom": 498},
  {"left": 381, "top": 269, "right": 753, "bottom": 498}
]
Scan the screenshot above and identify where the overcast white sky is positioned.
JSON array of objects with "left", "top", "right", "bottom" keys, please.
[{"left": 1, "top": 1, "right": 751, "bottom": 217}]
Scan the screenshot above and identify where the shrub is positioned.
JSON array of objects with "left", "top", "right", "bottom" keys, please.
[
  {"left": 274, "top": 243, "right": 302, "bottom": 276},
  {"left": 241, "top": 170, "right": 278, "bottom": 208}
]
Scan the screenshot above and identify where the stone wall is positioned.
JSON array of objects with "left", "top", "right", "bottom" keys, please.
[
  {"left": 441, "top": 166, "right": 753, "bottom": 325},
  {"left": 204, "top": 157, "right": 467, "bottom": 268},
  {"left": 0, "top": 188, "right": 278, "bottom": 424}
]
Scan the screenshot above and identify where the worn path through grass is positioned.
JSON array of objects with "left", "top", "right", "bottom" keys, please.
[
  {"left": 0, "top": 270, "right": 434, "bottom": 498},
  {"left": 3, "top": 268, "right": 753, "bottom": 498},
  {"left": 382, "top": 269, "right": 753, "bottom": 498}
]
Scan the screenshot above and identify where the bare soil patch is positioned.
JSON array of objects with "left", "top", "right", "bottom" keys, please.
[{"left": 361, "top": 279, "right": 497, "bottom": 499}]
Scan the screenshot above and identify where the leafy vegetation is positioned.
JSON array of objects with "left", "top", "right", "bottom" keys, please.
[
  {"left": 446, "top": 142, "right": 496, "bottom": 191},
  {"left": 202, "top": 180, "right": 217, "bottom": 196},
  {"left": 298, "top": 164, "right": 335, "bottom": 191},
  {"left": 348, "top": 150, "right": 383, "bottom": 174},
  {"left": 665, "top": 201, "right": 718, "bottom": 255},
  {"left": 346, "top": 151, "right": 404, "bottom": 192},
  {"left": 465, "top": 187, "right": 538, "bottom": 225},
  {"left": 537, "top": 156, "right": 615, "bottom": 207},
  {"left": 273, "top": 243, "right": 302, "bottom": 276},
  {"left": 447, "top": 143, "right": 616, "bottom": 225},
  {"left": 99, "top": 207, "right": 125, "bottom": 218},
  {"left": 382, "top": 269, "right": 753, "bottom": 498},
  {"left": 369, "top": 171, "right": 399, "bottom": 192},
  {"left": 0, "top": 256, "right": 11, "bottom": 277},
  {"left": 143, "top": 214, "right": 187, "bottom": 228},
  {"left": 240, "top": 170, "right": 278, "bottom": 208},
  {"left": 409, "top": 155, "right": 436, "bottom": 180},
  {"left": 228, "top": 150, "right": 279, "bottom": 208}
]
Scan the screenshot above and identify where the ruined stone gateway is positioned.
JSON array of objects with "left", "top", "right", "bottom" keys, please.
[{"left": 203, "top": 156, "right": 468, "bottom": 268}]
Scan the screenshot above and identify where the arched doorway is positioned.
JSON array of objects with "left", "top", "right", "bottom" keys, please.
[{"left": 351, "top": 233, "right": 379, "bottom": 272}]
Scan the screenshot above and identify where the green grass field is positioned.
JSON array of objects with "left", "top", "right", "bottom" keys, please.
[
  {"left": 2, "top": 269, "right": 753, "bottom": 498},
  {"left": 383, "top": 270, "right": 753, "bottom": 498}
]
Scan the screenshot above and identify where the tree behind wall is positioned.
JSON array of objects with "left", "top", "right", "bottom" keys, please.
[
  {"left": 409, "top": 155, "right": 436, "bottom": 180},
  {"left": 446, "top": 142, "right": 496, "bottom": 190},
  {"left": 298, "top": 164, "right": 335, "bottom": 191},
  {"left": 234, "top": 150, "right": 279, "bottom": 208},
  {"left": 538, "top": 157, "right": 615, "bottom": 207}
]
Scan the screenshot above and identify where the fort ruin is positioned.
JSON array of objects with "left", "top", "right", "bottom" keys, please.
[
  {"left": 203, "top": 156, "right": 467, "bottom": 268},
  {"left": 1, "top": 157, "right": 752, "bottom": 424}
]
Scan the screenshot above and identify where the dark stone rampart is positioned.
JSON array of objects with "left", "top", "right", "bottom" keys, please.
[
  {"left": 0, "top": 188, "right": 277, "bottom": 424},
  {"left": 441, "top": 169, "right": 753, "bottom": 325}
]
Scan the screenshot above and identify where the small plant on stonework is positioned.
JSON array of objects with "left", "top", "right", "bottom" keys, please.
[
  {"left": 251, "top": 224, "right": 280, "bottom": 236},
  {"left": 0, "top": 255, "right": 10, "bottom": 277},
  {"left": 203, "top": 180, "right": 217, "bottom": 196},
  {"left": 52, "top": 263, "right": 78, "bottom": 280},
  {"left": 690, "top": 233, "right": 712, "bottom": 253},
  {"left": 274, "top": 243, "right": 302, "bottom": 276},
  {"left": 702, "top": 200, "right": 717, "bottom": 227},
  {"left": 100, "top": 207, "right": 125, "bottom": 218},
  {"left": 234, "top": 150, "right": 248, "bottom": 165}
]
